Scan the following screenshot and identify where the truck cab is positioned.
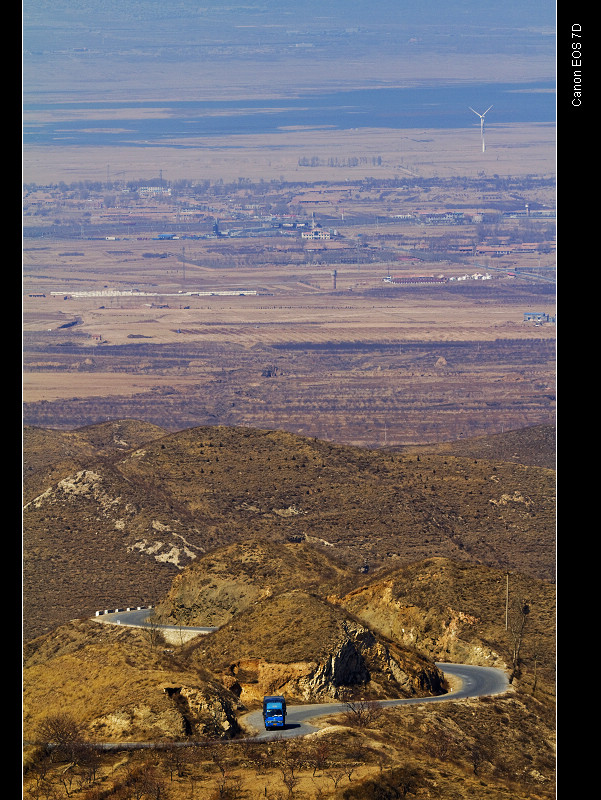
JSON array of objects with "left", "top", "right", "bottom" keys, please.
[{"left": 262, "top": 695, "right": 287, "bottom": 730}]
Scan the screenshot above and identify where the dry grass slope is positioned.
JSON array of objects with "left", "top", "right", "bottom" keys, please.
[
  {"left": 23, "top": 551, "right": 555, "bottom": 800},
  {"left": 23, "top": 422, "right": 555, "bottom": 797},
  {"left": 153, "top": 537, "right": 355, "bottom": 628},
  {"left": 23, "top": 620, "right": 241, "bottom": 744},
  {"left": 23, "top": 422, "right": 555, "bottom": 640}
]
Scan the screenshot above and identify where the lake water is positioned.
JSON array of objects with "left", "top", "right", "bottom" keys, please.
[{"left": 24, "top": 81, "right": 555, "bottom": 147}]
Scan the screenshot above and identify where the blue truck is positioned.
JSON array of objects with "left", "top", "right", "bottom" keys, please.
[{"left": 262, "top": 695, "right": 287, "bottom": 730}]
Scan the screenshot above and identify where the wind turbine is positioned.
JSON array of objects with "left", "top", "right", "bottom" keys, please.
[{"left": 469, "top": 105, "right": 493, "bottom": 152}]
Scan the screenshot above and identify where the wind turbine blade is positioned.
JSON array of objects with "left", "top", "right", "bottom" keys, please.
[
  {"left": 469, "top": 107, "right": 479, "bottom": 116},
  {"left": 483, "top": 105, "right": 493, "bottom": 115}
]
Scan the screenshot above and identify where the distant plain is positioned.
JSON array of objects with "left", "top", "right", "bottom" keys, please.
[{"left": 23, "top": 1, "right": 556, "bottom": 446}]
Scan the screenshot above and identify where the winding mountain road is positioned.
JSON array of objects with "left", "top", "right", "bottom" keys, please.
[
  {"left": 240, "top": 663, "right": 509, "bottom": 740},
  {"left": 96, "top": 609, "right": 510, "bottom": 741}
]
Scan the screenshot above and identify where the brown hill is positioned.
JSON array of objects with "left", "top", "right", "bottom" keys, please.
[
  {"left": 154, "top": 543, "right": 554, "bottom": 702},
  {"left": 22, "top": 419, "right": 168, "bottom": 503},
  {"left": 23, "top": 619, "right": 243, "bottom": 744},
  {"left": 23, "top": 422, "right": 555, "bottom": 640},
  {"left": 181, "top": 587, "right": 446, "bottom": 707},
  {"left": 405, "top": 424, "right": 556, "bottom": 470},
  {"left": 23, "top": 553, "right": 553, "bottom": 729},
  {"left": 152, "top": 537, "right": 355, "bottom": 628},
  {"left": 23, "top": 547, "right": 555, "bottom": 798},
  {"left": 337, "top": 557, "right": 555, "bottom": 701}
]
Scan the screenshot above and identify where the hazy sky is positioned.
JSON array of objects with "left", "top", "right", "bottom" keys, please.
[
  {"left": 23, "top": 1, "right": 556, "bottom": 29},
  {"left": 23, "top": 1, "right": 555, "bottom": 102}
]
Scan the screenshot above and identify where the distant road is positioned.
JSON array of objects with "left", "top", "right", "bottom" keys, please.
[
  {"left": 95, "top": 609, "right": 510, "bottom": 741},
  {"left": 96, "top": 608, "right": 217, "bottom": 635}
]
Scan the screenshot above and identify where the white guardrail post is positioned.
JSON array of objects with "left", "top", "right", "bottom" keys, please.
[{"left": 94, "top": 606, "right": 153, "bottom": 616}]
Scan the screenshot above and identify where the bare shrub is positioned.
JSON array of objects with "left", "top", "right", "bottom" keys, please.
[
  {"left": 340, "top": 697, "right": 384, "bottom": 729},
  {"left": 37, "top": 713, "right": 85, "bottom": 763},
  {"left": 340, "top": 766, "right": 422, "bottom": 799}
]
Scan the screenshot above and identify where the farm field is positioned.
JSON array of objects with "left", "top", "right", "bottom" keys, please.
[
  {"left": 23, "top": 30, "right": 555, "bottom": 449},
  {"left": 22, "top": 122, "right": 556, "bottom": 185},
  {"left": 23, "top": 163, "right": 555, "bottom": 447}
]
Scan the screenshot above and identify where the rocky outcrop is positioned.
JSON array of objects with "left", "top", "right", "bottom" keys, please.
[
  {"left": 338, "top": 572, "right": 508, "bottom": 669},
  {"left": 302, "top": 627, "right": 372, "bottom": 694},
  {"left": 164, "top": 685, "right": 242, "bottom": 739},
  {"left": 88, "top": 683, "right": 241, "bottom": 742},
  {"left": 90, "top": 704, "right": 187, "bottom": 741},
  {"left": 222, "top": 620, "right": 446, "bottom": 704}
]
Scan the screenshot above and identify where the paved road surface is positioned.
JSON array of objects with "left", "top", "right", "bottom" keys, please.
[
  {"left": 240, "top": 663, "right": 509, "bottom": 740},
  {"left": 97, "top": 608, "right": 217, "bottom": 635},
  {"left": 95, "top": 609, "right": 510, "bottom": 741}
]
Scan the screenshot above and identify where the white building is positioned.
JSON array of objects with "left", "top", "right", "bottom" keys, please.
[{"left": 301, "top": 229, "right": 331, "bottom": 240}]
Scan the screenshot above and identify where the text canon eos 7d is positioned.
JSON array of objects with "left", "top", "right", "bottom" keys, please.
[{"left": 572, "top": 24, "right": 582, "bottom": 106}]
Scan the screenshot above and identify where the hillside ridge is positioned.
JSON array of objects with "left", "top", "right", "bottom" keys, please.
[
  {"left": 23, "top": 552, "right": 554, "bottom": 746},
  {"left": 23, "top": 422, "right": 555, "bottom": 640}
]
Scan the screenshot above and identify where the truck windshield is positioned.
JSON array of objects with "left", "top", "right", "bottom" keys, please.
[{"left": 266, "top": 704, "right": 283, "bottom": 712}]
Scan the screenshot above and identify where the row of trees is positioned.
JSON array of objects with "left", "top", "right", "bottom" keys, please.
[
  {"left": 298, "top": 156, "right": 383, "bottom": 167},
  {"left": 23, "top": 172, "right": 555, "bottom": 198},
  {"left": 25, "top": 710, "right": 390, "bottom": 800}
]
